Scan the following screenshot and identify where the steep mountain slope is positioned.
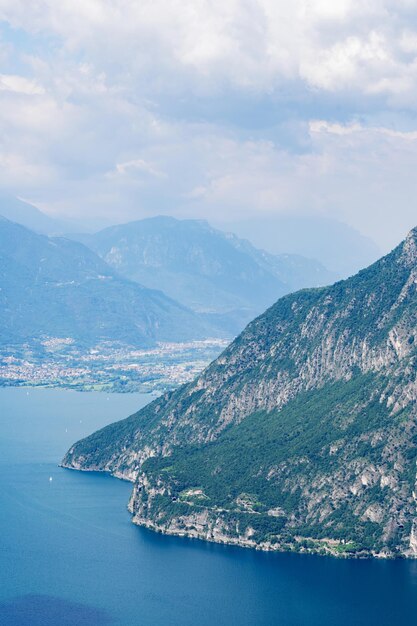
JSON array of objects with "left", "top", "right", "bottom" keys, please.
[
  {"left": 74, "top": 217, "right": 336, "bottom": 333},
  {"left": 63, "top": 227, "right": 417, "bottom": 557},
  {"left": 0, "top": 217, "right": 222, "bottom": 347}
]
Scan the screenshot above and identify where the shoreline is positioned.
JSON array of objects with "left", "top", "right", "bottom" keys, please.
[
  {"left": 128, "top": 513, "right": 395, "bottom": 560},
  {"left": 0, "top": 381, "right": 163, "bottom": 395},
  {"left": 62, "top": 463, "right": 407, "bottom": 561}
]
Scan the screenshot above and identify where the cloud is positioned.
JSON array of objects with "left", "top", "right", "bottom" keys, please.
[
  {"left": 1, "top": 0, "right": 417, "bottom": 100},
  {"left": 1, "top": 2, "right": 417, "bottom": 248},
  {"left": 0, "top": 73, "right": 44, "bottom": 94},
  {"left": 171, "top": 121, "right": 417, "bottom": 249},
  {"left": 111, "top": 159, "right": 165, "bottom": 178}
]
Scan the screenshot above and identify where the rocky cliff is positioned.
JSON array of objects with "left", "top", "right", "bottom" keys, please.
[{"left": 63, "top": 228, "right": 417, "bottom": 557}]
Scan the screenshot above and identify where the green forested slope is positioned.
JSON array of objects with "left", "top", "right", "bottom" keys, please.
[{"left": 63, "top": 227, "right": 417, "bottom": 557}]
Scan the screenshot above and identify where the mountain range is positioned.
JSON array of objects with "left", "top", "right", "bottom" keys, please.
[
  {"left": 0, "top": 217, "right": 218, "bottom": 347},
  {"left": 73, "top": 216, "right": 337, "bottom": 333},
  {"left": 0, "top": 194, "right": 74, "bottom": 235},
  {"left": 0, "top": 212, "right": 340, "bottom": 349},
  {"left": 64, "top": 226, "right": 417, "bottom": 558},
  {"left": 0, "top": 194, "right": 380, "bottom": 279}
]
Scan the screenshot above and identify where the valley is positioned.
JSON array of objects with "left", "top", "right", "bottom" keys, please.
[{"left": 0, "top": 338, "right": 227, "bottom": 393}]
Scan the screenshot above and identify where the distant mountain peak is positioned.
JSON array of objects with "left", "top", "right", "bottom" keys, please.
[
  {"left": 0, "top": 195, "right": 70, "bottom": 234},
  {"left": 71, "top": 216, "right": 337, "bottom": 335},
  {"left": 0, "top": 217, "right": 222, "bottom": 347}
]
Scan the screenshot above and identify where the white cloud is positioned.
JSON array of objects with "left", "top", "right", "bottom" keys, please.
[
  {"left": 2, "top": 0, "right": 417, "bottom": 98},
  {"left": 112, "top": 159, "right": 165, "bottom": 178},
  {"left": 166, "top": 121, "right": 417, "bottom": 249},
  {"left": 310, "top": 120, "right": 417, "bottom": 141},
  {"left": 1, "top": 1, "right": 417, "bottom": 248},
  {"left": 0, "top": 73, "right": 44, "bottom": 95}
]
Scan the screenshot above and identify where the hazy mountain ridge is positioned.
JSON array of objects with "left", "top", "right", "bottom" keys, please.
[
  {"left": 0, "top": 217, "right": 223, "bottom": 348},
  {"left": 0, "top": 195, "right": 74, "bottom": 234},
  {"left": 73, "top": 216, "right": 337, "bottom": 333},
  {"left": 226, "top": 215, "right": 381, "bottom": 278},
  {"left": 64, "top": 227, "right": 417, "bottom": 558}
]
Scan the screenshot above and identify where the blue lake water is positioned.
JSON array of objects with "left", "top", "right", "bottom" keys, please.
[{"left": 1, "top": 387, "right": 417, "bottom": 625}]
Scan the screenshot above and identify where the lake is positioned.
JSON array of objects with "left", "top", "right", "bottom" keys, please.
[{"left": 1, "top": 387, "right": 417, "bottom": 625}]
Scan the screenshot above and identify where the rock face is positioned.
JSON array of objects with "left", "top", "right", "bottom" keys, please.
[{"left": 63, "top": 228, "right": 417, "bottom": 557}]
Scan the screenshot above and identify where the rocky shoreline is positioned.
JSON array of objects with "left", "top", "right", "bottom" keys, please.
[{"left": 61, "top": 462, "right": 411, "bottom": 560}]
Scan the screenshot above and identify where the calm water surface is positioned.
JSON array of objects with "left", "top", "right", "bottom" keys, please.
[{"left": 1, "top": 387, "right": 417, "bottom": 626}]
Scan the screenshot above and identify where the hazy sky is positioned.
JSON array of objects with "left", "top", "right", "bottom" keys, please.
[{"left": 1, "top": 1, "right": 417, "bottom": 248}]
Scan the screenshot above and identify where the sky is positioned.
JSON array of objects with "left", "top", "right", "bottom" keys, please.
[{"left": 1, "top": 0, "right": 417, "bottom": 249}]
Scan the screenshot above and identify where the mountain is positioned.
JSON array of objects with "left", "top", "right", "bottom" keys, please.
[
  {"left": 64, "top": 227, "right": 417, "bottom": 558},
  {"left": 0, "top": 194, "right": 73, "bottom": 234},
  {"left": 73, "top": 216, "right": 337, "bottom": 334},
  {"left": 223, "top": 215, "right": 380, "bottom": 278},
  {"left": 0, "top": 217, "right": 222, "bottom": 348}
]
